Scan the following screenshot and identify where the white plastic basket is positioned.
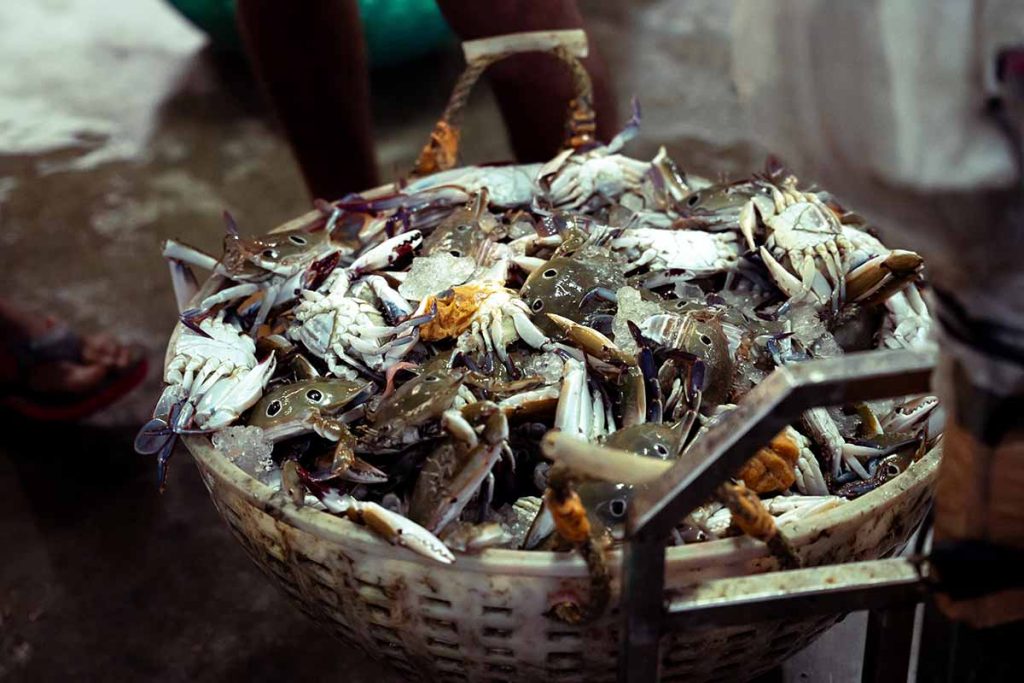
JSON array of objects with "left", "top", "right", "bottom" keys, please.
[{"left": 182, "top": 428, "right": 936, "bottom": 683}]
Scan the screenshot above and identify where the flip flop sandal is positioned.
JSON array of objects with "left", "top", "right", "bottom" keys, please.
[{"left": 0, "top": 322, "right": 149, "bottom": 422}]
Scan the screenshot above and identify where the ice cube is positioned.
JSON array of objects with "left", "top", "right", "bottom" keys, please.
[
  {"left": 398, "top": 253, "right": 476, "bottom": 301},
  {"left": 673, "top": 282, "right": 705, "bottom": 302},
  {"left": 212, "top": 425, "right": 275, "bottom": 478},
  {"left": 612, "top": 286, "right": 662, "bottom": 354},
  {"left": 786, "top": 302, "right": 829, "bottom": 348},
  {"left": 518, "top": 351, "right": 564, "bottom": 384}
]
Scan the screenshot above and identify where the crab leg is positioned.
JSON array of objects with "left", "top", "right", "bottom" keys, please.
[
  {"left": 759, "top": 246, "right": 807, "bottom": 300},
  {"left": 167, "top": 259, "right": 200, "bottom": 313},
  {"left": 576, "top": 376, "right": 594, "bottom": 441},
  {"left": 251, "top": 281, "right": 280, "bottom": 330},
  {"left": 789, "top": 427, "right": 829, "bottom": 496},
  {"left": 198, "top": 283, "right": 261, "bottom": 311},
  {"left": 620, "top": 366, "right": 647, "bottom": 428},
  {"left": 508, "top": 305, "right": 550, "bottom": 349},
  {"left": 294, "top": 471, "right": 453, "bottom": 563},
  {"left": 426, "top": 440, "right": 504, "bottom": 534},
  {"left": 554, "top": 358, "right": 587, "bottom": 435},
  {"left": 162, "top": 239, "right": 220, "bottom": 271}
]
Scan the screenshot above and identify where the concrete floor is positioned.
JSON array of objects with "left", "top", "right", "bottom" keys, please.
[{"left": 0, "top": 1, "right": 869, "bottom": 680}]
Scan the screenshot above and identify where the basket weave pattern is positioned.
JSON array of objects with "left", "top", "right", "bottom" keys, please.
[{"left": 187, "top": 435, "right": 937, "bottom": 682}]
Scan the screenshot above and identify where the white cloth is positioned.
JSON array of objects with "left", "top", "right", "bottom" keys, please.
[
  {"left": 732, "top": 0, "right": 1024, "bottom": 394},
  {"left": 732, "top": 0, "right": 1023, "bottom": 193}
]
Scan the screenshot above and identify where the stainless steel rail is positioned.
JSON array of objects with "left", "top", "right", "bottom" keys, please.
[{"left": 618, "top": 349, "right": 937, "bottom": 682}]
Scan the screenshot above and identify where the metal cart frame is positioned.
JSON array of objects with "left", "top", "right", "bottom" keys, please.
[{"left": 617, "top": 349, "right": 937, "bottom": 682}]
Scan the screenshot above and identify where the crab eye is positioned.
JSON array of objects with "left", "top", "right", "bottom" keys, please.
[
  {"left": 655, "top": 443, "right": 669, "bottom": 457},
  {"left": 531, "top": 299, "right": 544, "bottom": 312},
  {"left": 700, "top": 334, "right": 712, "bottom": 345},
  {"left": 424, "top": 375, "right": 440, "bottom": 383},
  {"left": 457, "top": 224, "right": 471, "bottom": 232},
  {"left": 885, "top": 463, "right": 901, "bottom": 477},
  {"left": 542, "top": 268, "right": 558, "bottom": 279},
  {"left": 266, "top": 400, "right": 282, "bottom": 417},
  {"left": 686, "top": 194, "right": 700, "bottom": 207},
  {"left": 609, "top": 498, "right": 628, "bottom": 518},
  {"left": 676, "top": 301, "right": 687, "bottom": 309},
  {"left": 450, "top": 250, "right": 462, "bottom": 257},
  {"left": 262, "top": 248, "right": 278, "bottom": 259},
  {"left": 289, "top": 235, "right": 307, "bottom": 245},
  {"left": 306, "top": 389, "right": 323, "bottom": 402}
]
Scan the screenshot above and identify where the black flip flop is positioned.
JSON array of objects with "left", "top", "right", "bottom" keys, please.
[{"left": 1, "top": 323, "right": 148, "bottom": 421}]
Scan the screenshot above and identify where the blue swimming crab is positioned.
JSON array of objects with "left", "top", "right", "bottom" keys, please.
[
  {"left": 162, "top": 211, "right": 343, "bottom": 330},
  {"left": 247, "top": 374, "right": 381, "bottom": 483},
  {"left": 134, "top": 313, "right": 276, "bottom": 489}
]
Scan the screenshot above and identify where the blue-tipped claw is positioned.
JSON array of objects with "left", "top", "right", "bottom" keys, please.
[
  {"left": 134, "top": 418, "right": 172, "bottom": 455},
  {"left": 179, "top": 310, "right": 213, "bottom": 337}
]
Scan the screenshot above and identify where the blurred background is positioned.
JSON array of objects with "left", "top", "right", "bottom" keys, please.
[{"left": 0, "top": 1, "right": 873, "bottom": 680}]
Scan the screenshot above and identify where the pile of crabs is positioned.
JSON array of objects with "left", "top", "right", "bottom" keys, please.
[{"left": 136, "top": 121, "right": 941, "bottom": 587}]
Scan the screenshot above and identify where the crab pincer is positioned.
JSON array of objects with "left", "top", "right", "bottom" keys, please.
[
  {"left": 293, "top": 466, "right": 454, "bottom": 564},
  {"left": 410, "top": 401, "right": 511, "bottom": 534}
]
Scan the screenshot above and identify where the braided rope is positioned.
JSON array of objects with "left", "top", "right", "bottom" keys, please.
[{"left": 412, "top": 44, "right": 597, "bottom": 177}]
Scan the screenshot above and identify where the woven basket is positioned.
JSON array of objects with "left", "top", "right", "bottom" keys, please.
[
  {"left": 182, "top": 430, "right": 937, "bottom": 683},
  {"left": 174, "top": 273, "right": 939, "bottom": 682},
  {"left": 172, "top": 32, "right": 939, "bottom": 681}
]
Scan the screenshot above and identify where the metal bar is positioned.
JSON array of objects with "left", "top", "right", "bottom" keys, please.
[
  {"left": 619, "top": 534, "right": 668, "bottom": 683},
  {"left": 628, "top": 349, "right": 935, "bottom": 539},
  {"left": 863, "top": 605, "right": 918, "bottom": 683},
  {"left": 618, "top": 350, "right": 936, "bottom": 683},
  {"left": 662, "top": 558, "right": 927, "bottom": 630}
]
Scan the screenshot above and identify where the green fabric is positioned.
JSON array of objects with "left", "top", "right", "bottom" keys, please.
[{"left": 167, "top": 0, "right": 454, "bottom": 67}]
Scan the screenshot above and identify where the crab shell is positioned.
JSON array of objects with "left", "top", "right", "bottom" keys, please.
[{"left": 418, "top": 282, "right": 515, "bottom": 342}]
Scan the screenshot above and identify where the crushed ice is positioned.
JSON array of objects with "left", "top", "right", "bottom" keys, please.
[
  {"left": 398, "top": 253, "right": 476, "bottom": 301},
  {"left": 612, "top": 286, "right": 662, "bottom": 354},
  {"left": 212, "top": 425, "right": 275, "bottom": 479}
]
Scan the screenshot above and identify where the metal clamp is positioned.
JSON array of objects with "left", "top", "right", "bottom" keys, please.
[{"left": 618, "top": 348, "right": 937, "bottom": 682}]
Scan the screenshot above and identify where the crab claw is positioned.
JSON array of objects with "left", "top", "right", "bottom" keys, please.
[
  {"left": 357, "top": 501, "right": 455, "bottom": 564},
  {"left": 222, "top": 210, "right": 240, "bottom": 236},
  {"left": 349, "top": 230, "right": 423, "bottom": 275},
  {"left": 845, "top": 249, "right": 924, "bottom": 305},
  {"left": 302, "top": 251, "right": 342, "bottom": 291},
  {"left": 339, "top": 457, "right": 389, "bottom": 484},
  {"left": 540, "top": 431, "right": 671, "bottom": 485},
  {"left": 606, "top": 96, "right": 642, "bottom": 153},
  {"left": 523, "top": 500, "right": 556, "bottom": 549},
  {"left": 134, "top": 417, "right": 173, "bottom": 455},
  {"left": 194, "top": 354, "right": 277, "bottom": 430},
  {"left": 759, "top": 246, "right": 808, "bottom": 301},
  {"left": 547, "top": 313, "right": 631, "bottom": 364},
  {"left": 292, "top": 469, "right": 454, "bottom": 563}
]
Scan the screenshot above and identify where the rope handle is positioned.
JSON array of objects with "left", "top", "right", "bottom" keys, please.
[{"left": 411, "top": 29, "right": 596, "bottom": 177}]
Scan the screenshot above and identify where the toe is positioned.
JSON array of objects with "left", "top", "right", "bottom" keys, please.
[{"left": 29, "top": 360, "right": 108, "bottom": 395}]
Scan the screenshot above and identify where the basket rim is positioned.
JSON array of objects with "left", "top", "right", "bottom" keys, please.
[{"left": 174, "top": 195, "right": 942, "bottom": 576}]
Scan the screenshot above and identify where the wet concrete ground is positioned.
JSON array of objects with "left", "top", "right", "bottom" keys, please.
[{"left": 1, "top": 1, "right": 866, "bottom": 680}]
